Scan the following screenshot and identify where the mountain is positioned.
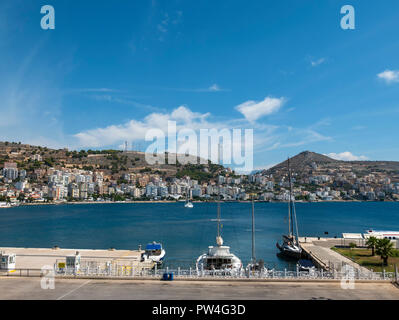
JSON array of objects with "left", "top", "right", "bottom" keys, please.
[
  {"left": 263, "top": 151, "right": 338, "bottom": 174},
  {"left": 262, "top": 151, "right": 399, "bottom": 182}
]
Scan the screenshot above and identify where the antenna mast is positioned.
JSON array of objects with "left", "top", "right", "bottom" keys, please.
[{"left": 287, "top": 158, "right": 292, "bottom": 237}]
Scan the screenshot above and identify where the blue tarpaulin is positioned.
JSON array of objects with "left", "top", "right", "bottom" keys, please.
[{"left": 146, "top": 243, "right": 162, "bottom": 250}]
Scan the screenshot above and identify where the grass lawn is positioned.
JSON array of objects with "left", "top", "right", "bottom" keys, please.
[{"left": 331, "top": 247, "right": 399, "bottom": 272}]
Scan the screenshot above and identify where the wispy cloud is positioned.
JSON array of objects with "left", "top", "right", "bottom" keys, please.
[
  {"left": 235, "top": 96, "right": 286, "bottom": 122},
  {"left": 89, "top": 94, "right": 163, "bottom": 113},
  {"left": 311, "top": 58, "right": 326, "bottom": 67},
  {"left": 157, "top": 11, "right": 183, "bottom": 42},
  {"left": 377, "top": 69, "right": 399, "bottom": 84},
  {"left": 71, "top": 88, "right": 119, "bottom": 93},
  {"left": 163, "top": 84, "right": 229, "bottom": 93},
  {"left": 325, "top": 151, "right": 368, "bottom": 161}
]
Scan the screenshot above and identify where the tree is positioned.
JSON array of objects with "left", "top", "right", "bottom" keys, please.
[
  {"left": 375, "top": 238, "right": 395, "bottom": 266},
  {"left": 349, "top": 242, "right": 356, "bottom": 250},
  {"left": 366, "top": 236, "right": 378, "bottom": 256}
]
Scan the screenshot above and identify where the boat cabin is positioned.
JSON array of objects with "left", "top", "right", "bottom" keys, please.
[
  {"left": 205, "top": 257, "right": 232, "bottom": 270},
  {"left": 145, "top": 243, "right": 162, "bottom": 256}
]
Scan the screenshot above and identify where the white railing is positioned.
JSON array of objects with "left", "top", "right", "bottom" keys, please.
[{"left": 52, "top": 266, "right": 397, "bottom": 281}]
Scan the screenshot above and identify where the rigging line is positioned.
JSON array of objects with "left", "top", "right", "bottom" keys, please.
[{"left": 287, "top": 157, "right": 291, "bottom": 236}]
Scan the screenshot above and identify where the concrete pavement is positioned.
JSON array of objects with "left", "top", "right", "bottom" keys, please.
[{"left": 1, "top": 277, "right": 398, "bottom": 300}]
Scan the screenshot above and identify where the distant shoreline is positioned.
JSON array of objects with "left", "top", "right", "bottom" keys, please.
[{"left": 9, "top": 199, "right": 397, "bottom": 207}]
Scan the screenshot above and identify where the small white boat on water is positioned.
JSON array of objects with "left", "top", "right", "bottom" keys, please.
[
  {"left": 184, "top": 187, "right": 194, "bottom": 208},
  {"left": 184, "top": 202, "right": 193, "bottom": 208},
  {"left": 141, "top": 242, "right": 166, "bottom": 264}
]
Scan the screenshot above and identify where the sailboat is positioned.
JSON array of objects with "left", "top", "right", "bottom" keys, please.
[
  {"left": 246, "top": 196, "right": 266, "bottom": 272},
  {"left": 184, "top": 186, "right": 194, "bottom": 208},
  {"left": 196, "top": 186, "right": 242, "bottom": 274},
  {"left": 276, "top": 157, "right": 302, "bottom": 259}
]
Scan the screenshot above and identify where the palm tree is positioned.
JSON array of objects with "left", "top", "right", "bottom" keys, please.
[
  {"left": 375, "top": 238, "right": 394, "bottom": 266},
  {"left": 366, "top": 236, "right": 378, "bottom": 256}
]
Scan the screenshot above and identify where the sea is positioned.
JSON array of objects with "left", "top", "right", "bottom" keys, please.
[{"left": 0, "top": 201, "right": 398, "bottom": 270}]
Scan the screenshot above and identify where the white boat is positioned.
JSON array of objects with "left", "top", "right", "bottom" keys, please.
[
  {"left": 184, "top": 201, "right": 193, "bottom": 208},
  {"left": 0, "top": 202, "right": 11, "bottom": 208},
  {"left": 184, "top": 187, "right": 194, "bottom": 208},
  {"left": 276, "top": 157, "right": 302, "bottom": 260},
  {"left": 196, "top": 188, "right": 242, "bottom": 274},
  {"left": 363, "top": 229, "right": 399, "bottom": 240},
  {"left": 141, "top": 242, "right": 166, "bottom": 264}
]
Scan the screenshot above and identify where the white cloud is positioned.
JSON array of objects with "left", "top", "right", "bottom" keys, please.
[
  {"left": 377, "top": 69, "right": 399, "bottom": 84},
  {"left": 325, "top": 152, "right": 368, "bottom": 161},
  {"left": 208, "top": 84, "right": 221, "bottom": 92},
  {"left": 235, "top": 96, "right": 286, "bottom": 122},
  {"left": 73, "top": 105, "right": 213, "bottom": 148},
  {"left": 311, "top": 58, "right": 326, "bottom": 67}
]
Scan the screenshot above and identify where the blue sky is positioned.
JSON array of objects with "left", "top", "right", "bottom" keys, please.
[{"left": 1, "top": 0, "right": 399, "bottom": 170}]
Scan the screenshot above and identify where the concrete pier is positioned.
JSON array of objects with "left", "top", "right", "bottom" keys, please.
[
  {"left": 299, "top": 237, "right": 372, "bottom": 274},
  {"left": 0, "top": 247, "right": 155, "bottom": 271}
]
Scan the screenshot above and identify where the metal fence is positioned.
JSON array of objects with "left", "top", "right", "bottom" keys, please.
[
  {"left": 52, "top": 266, "right": 397, "bottom": 281},
  {"left": 2, "top": 266, "right": 397, "bottom": 281}
]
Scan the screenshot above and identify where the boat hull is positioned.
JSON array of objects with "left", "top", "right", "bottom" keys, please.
[{"left": 276, "top": 242, "right": 302, "bottom": 259}]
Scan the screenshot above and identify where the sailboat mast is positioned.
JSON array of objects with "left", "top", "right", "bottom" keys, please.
[
  {"left": 217, "top": 143, "right": 221, "bottom": 239},
  {"left": 288, "top": 158, "right": 294, "bottom": 239},
  {"left": 251, "top": 195, "right": 256, "bottom": 264},
  {"left": 217, "top": 190, "right": 221, "bottom": 238},
  {"left": 287, "top": 158, "right": 292, "bottom": 237}
]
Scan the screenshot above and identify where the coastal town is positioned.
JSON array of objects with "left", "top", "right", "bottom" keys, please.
[{"left": 1, "top": 142, "right": 398, "bottom": 206}]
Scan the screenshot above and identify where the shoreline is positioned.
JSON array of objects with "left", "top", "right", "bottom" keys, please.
[{"left": 7, "top": 199, "right": 398, "bottom": 207}]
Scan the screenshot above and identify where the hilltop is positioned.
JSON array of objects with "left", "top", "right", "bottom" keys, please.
[
  {"left": 263, "top": 151, "right": 399, "bottom": 182},
  {"left": 0, "top": 141, "right": 227, "bottom": 183}
]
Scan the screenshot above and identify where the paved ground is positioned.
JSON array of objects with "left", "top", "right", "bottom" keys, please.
[{"left": 1, "top": 277, "right": 398, "bottom": 300}]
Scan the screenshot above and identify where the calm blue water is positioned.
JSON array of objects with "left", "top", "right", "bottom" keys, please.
[{"left": 0, "top": 202, "right": 398, "bottom": 270}]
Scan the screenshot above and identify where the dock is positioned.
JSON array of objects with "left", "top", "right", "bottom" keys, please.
[
  {"left": 298, "top": 237, "right": 373, "bottom": 274},
  {"left": 0, "top": 246, "right": 155, "bottom": 273}
]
